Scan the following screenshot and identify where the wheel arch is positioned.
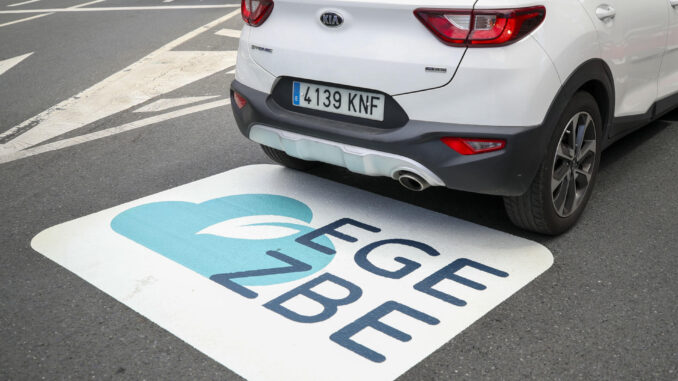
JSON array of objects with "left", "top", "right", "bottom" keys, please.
[{"left": 541, "top": 59, "right": 615, "bottom": 150}]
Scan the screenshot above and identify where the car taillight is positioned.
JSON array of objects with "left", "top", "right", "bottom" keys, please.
[
  {"left": 414, "top": 6, "right": 545, "bottom": 47},
  {"left": 441, "top": 137, "right": 506, "bottom": 155},
  {"left": 242, "top": 0, "right": 274, "bottom": 27}
]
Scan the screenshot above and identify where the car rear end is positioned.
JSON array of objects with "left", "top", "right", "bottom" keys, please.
[{"left": 231, "top": 0, "right": 562, "bottom": 196}]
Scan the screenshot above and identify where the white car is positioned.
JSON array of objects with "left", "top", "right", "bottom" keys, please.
[{"left": 230, "top": 0, "right": 678, "bottom": 234}]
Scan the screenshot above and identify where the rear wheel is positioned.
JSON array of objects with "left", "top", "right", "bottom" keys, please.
[
  {"left": 260, "top": 145, "right": 317, "bottom": 171},
  {"left": 504, "top": 92, "right": 602, "bottom": 235}
]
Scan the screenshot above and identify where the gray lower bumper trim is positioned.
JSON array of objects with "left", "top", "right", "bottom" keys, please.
[{"left": 249, "top": 125, "right": 446, "bottom": 187}]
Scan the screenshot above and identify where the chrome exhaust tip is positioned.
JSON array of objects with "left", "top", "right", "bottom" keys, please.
[{"left": 397, "top": 172, "right": 430, "bottom": 192}]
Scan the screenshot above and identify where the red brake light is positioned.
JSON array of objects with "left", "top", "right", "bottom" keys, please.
[
  {"left": 242, "top": 0, "right": 274, "bottom": 27},
  {"left": 233, "top": 91, "right": 247, "bottom": 109},
  {"left": 441, "top": 137, "right": 506, "bottom": 155},
  {"left": 414, "top": 6, "right": 545, "bottom": 47}
]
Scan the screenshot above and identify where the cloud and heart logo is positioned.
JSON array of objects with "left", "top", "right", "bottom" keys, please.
[{"left": 110, "top": 194, "right": 335, "bottom": 291}]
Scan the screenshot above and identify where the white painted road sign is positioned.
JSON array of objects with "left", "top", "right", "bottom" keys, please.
[{"left": 32, "top": 165, "right": 553, "bottom": 380}]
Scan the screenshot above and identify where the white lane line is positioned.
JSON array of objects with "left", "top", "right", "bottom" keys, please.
[
  {"left": 0, "top": 52, "right": 33, "bottom": 76},
  {"left": 7, "top": 0, "right": 40, "bottom": 7},
  {"left": 69, "top": 0, "right": 105, "bottom": 9},
  {"left": 0, "top": 12, "right": 51, "bottom": 27},
  {"left": 214, "top": 28, "right": 241, "bottom": 38},
  {"left": 135, "top": 96, "right": 219, "bottom": 113},
  {"left": 0, "top": 99, "right": 230, "bottom": 164},
  {"left": 0, "top": 5, "right": 239, "bottom": 13},
  {"left": 161, "top": 8, "right": 241, "bottom": 51},
  {"left": 163, "top": 0, "right": 174, "bottom": 2},
  {"left": 0, "top": 8, "right": 240, "bottom": 157}
]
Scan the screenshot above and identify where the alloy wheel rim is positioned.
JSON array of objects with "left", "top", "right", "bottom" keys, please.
[{"left": 551, "top": 111, "right": 597, "bottom": 218}]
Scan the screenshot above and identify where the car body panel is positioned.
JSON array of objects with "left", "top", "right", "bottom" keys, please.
[
  {"left": 246, "top": 0, "right": 475, "bottom": 95},
  {"left": 526, "top": 0, "right": 601, "bottom": 88},
  {"left": 393, "top": 36, "right": 561, "bottom": 127},
  {"left": 579, "top": 0, "right": 669, "bottom": 117},
  {"left": 659, "top": 0, "right": 678, "bottom": 100},
  {"left": 235, "top": 26, "right": 277, "bottom": 94}
]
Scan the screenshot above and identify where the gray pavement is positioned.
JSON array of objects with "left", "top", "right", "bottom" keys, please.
[{"left": 0, "top": 1, "right": 676, "bottom": 379}]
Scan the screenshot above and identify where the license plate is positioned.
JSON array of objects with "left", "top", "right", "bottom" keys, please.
[{"left": 292, "top": 81, "right": 385, "bottom": 121}]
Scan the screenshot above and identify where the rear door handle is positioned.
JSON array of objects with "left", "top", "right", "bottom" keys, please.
[
  {"left": 596, "top": 4, "right": 616, "bottom": 21},
  {"left": 670, "top": 0, "right": 678, "bottom": 7}
]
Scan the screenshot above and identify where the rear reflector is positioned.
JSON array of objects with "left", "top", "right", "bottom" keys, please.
[
  {"left": 233, "top": 91, "right": 247, "bottom": 109},
  {"left": 442, "top": 137, "right": 506, "bottom": 155},
  {"left": 242, "top": 0, "right": 274, "bottom": 27},
  {"left": 414, "top": 6, "right": 546, "bottom": 47}
]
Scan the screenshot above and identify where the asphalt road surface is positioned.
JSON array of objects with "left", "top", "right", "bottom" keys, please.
[{"left": 1, "top": 1, "right": 677, "bottom": 379}]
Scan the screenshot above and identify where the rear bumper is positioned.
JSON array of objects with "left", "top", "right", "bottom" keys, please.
[{"left": 230, "top": 80, "right": 550, "bottom": 197}]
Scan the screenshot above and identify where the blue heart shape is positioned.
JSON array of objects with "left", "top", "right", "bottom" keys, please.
[{"left": 111, "top": 194, "right": 334, "bottom": 289}]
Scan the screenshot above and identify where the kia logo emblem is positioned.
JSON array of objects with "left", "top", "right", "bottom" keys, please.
[{"left": 320, "top": 12, "right": 344, "bottom": 27}]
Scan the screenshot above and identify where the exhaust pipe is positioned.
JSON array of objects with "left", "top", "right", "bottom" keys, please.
[{"left": 397, "top": 171, "right": 430, "bottom": 192}]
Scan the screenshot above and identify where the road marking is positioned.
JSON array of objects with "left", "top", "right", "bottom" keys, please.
[
  {"left": 0, "top": 5, "right": 239, "bottom": 14},
  {"left": 215, "top": 28, "right": 241, "bottom": 39},
  {"left": 0, "top": 8, "right": 240, "bottom": 159},
  {"left": 0, "top": 51, "right": 236, "bottom": 152},
  {"left": 7, "top": 0, "right": 40, "bottom": 7},
  {"left": 69, "top": 0, "right": 105, "bottom": 9},
  {"left": 0, "top": 12, "right": 51, "bottom": 27},
  {"left": 0, "top": 99, "right": 229, "bottom": 164},
  {"left": 135, "top": 96, "right": 219, "bottom": 113},
  {"left": 0, "top": 52, "right": 33, "bottom": 76},
  {"left": 32, "top": 165, "right": 553, "bottom": 381}
]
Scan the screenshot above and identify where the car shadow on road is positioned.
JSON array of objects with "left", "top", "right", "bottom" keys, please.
[
  {"left": 660, "top": 108, "right": 678, "bottom": 122},
  {"left": 306, "top": 163, "right": 535, "bottom": 240},
  {"left": 305, "top": 113, "right": 675, "bottom": 243},
  {"left": 600, "top": 118, "right": 671, "bottom": 170}
]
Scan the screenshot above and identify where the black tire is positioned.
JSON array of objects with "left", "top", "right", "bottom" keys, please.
[
  {"left": 260, "top": 144, "right": 317, "bottom": 171},
  {"left": 504, "top": 92, "right": 603, "bottom": 235}
]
